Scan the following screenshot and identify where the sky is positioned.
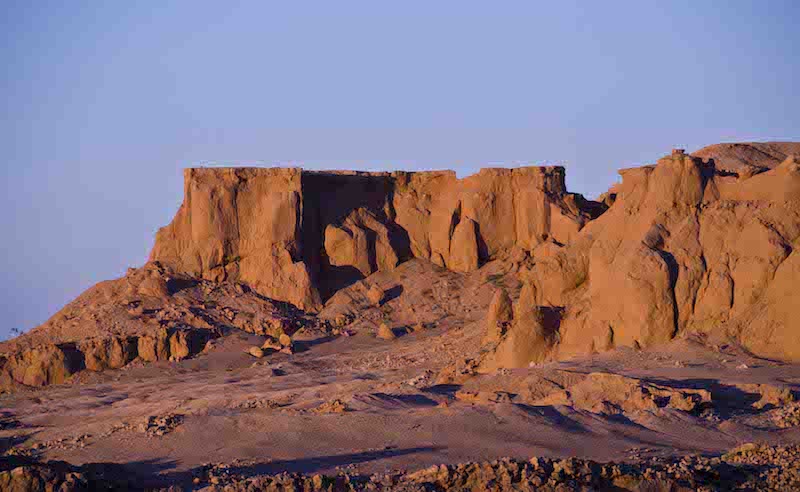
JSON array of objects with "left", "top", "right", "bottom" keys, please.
[{"left": 2, "top": 1, "right": 799, "bottom": 340}]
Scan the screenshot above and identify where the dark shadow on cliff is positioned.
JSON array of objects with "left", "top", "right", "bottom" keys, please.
[
  {"left": 473, "top": 222, "right": 491, "bottom": 265},
  {"left": 655, "top": 249, "right": 680, "bottom": 339},
  {"left": 383, "top": 284, "right": 404, "bottom": 303},
  {"left": 297, "top": 171, "right": 422, "bottom": 304},
  {"left": 540, "top": 306, "right": 564, "bottom": 339},
  {"left": 318, "top": 264, "right": 365, "bottom": 301},
  {"left": 166, "top": 277, "right": 198, "bottom": 295}
]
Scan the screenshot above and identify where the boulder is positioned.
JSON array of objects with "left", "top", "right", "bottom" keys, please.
[
  {"left": 261, "top": 337, "right": 282, "bottom": 352},
  {"left": 377, "top": 322, "right": 396, "bottom": 340}
]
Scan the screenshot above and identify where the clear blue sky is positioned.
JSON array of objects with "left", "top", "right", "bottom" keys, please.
[{"left": 2, "top": 1, "right": 798, "bottom": 340}]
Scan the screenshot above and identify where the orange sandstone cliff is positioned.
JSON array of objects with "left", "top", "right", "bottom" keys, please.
[
  {"left": 3, "top": 142, "right": 800, "bottom": 391},
  {"left": 149, "top": 166, "right": 603, "bottom": 310}
]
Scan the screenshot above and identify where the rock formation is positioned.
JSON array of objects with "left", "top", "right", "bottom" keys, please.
[
  {"left": 150, "top": 166, "right": 604, "bottom": 309},
  {"left": 483, "top": 288, "right": 513, "bottom": 344},
  {"left": 481, "top": 282, "right": 560, "bottom": 370},
  {"left": 526, "top": 149, "right": 800, "bottom": 362},
  {"left": 0, "top": 327, "right": 217, "bottom": 391},
  {"left": 148, "top": 168, "right": 321, "bottom": 311},
  {"left": 5, "top": 141, "right": 800, "bottom": 393},
  {"left": 0, "top": 262, "right": 308, "bottom": 390},
  {"left": 448, "top": 218, "right": 480, "bottom": 273},
  {"left": 4, "top": 142, "right": 800, "bottom": 491}
]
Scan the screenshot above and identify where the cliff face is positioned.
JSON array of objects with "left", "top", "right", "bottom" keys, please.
[
  {"left": 4, "top": 143, "right": 800, "bottom": 394},
  {"left": 524, "top": 150, "right": 800, "bottom": 362},
  {"left": 148, "top": 148, "right": 800, "bottom": 362},
  {"left": 149, "top": 168, "right": 320, "bottom": 311},
  {"left": 150, "top": 166, "right": 604, "bottom": 309}
]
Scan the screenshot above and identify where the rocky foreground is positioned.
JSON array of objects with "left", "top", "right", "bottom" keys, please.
[
  {"left": 2, "top": 443, "right": 800, "bottom": 491},
  {"left": 2, "top": 142, "right": 800, "bottom": 490}
]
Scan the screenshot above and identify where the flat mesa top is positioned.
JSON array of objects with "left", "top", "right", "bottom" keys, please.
[{"left": 183, "top": 165, "right": 567, "bottom": 179}]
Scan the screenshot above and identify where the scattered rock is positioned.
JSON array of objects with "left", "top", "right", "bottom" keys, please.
[
  {"left": 247, "top": 346, "right": 265, "bottom": 358},
  {"left": 771, "top": 402, "right": 800, "bottom": 428},
  {"left": 261, "top": 337, "right": 282, "bottom": 352},
  {"left": 314, "top": 399, "right": 348, "bottom": 414},
  {"left": 139, "top": 414, "right": 184, "bottom": 437},
  {"left": 235, "top": 398, "right": 281, "bottom": 410},
  {"left": 377, "top": 323, "right": 396, "bottom": 340},
  {"left": 535, "top": 373, "right": 711, "bottom": 414}
]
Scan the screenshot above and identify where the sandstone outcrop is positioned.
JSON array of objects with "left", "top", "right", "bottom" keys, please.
[
  {"left": 79, "top": 336, "right": 138, "bottom": 371},
  {"left": 481, "top": 283, "right": 559, "bottom": 370},
  {"left": 483, "top": 288, "right": 513, "bottom": 344},
  {"left": 149, "top": 168, "right": 321, "bottom": 311},
  {"left": 150, "top": 166, "right": 604, "bottom": 309},
  {"left": 527, "top": 149, "right": 800, "bottom": 361},
  {"left": 366, "top": 284, "right": 385, "bottom": 306},
  {"left": 324, "top": 208, "right": 399, "bottom": 277},
  {"left": 448, "top": 218, "right": 480, "bottom": 273},
  {"left": 0, "top": 327, "right": 217, "bottom": 391},
  {"left": 534, "top": 372, "right": 712, "bottom": 414},
  {"left": 137, "top": 328, "right": 170, "bottom": 362},
  {"left": 8, "top": 141, "right": 800, "bottom": 381},
  {"left": 0, "top": 344, "right": 82, "bottom": 389}
]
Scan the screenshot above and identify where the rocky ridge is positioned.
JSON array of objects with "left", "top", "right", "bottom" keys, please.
[{"left": 0, "top": 262, "right": 313, "bottom": 391}]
